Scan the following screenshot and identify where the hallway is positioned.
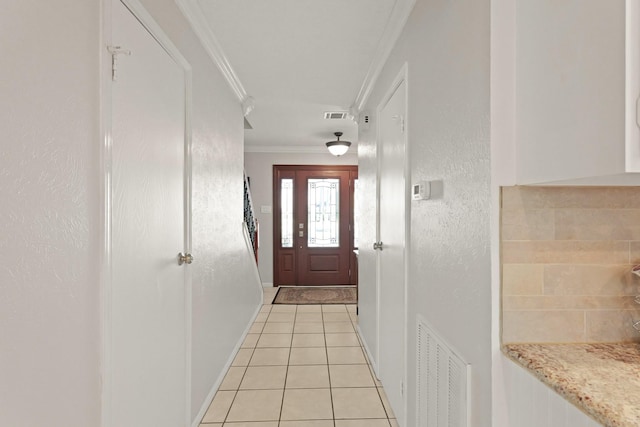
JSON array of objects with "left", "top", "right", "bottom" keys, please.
[{"left": 199, "top": 288, "right": 398, "bottom": 427}]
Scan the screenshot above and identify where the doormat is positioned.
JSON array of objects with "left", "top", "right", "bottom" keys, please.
[{"left": 273, "top": 286, "right": 357, "bottom": 305}]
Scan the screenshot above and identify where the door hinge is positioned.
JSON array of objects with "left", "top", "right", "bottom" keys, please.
[
  {"left": 349, "top": 268, "right": 351, "bottom": 278},
  {"left": 107, "top": 45, "right": 131, "bottom": 81}
]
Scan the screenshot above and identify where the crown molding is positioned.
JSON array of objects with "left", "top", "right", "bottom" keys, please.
[
  {"left": 244, "top": 145, "right": 358, "bottom": 155},
  {"left": 175, "top": 0, "right": 253, "bottom": 113},
  {"left": 351, "top": 0, "right": 417, "bottom": 115}
]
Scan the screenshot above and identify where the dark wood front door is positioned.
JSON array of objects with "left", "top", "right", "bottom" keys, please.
[{"left": 273, "top": 165, "right": 358, "bottom": 286}]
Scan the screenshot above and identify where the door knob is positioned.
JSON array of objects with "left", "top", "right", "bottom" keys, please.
[
  {"left": 373, "top": 241, "right": 384, "bottom": 251},
  {"left": 178, "top": 252, "right": 193, "bottom": 265}
]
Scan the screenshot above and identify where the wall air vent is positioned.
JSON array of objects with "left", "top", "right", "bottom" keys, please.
[
  {"left": 417, "top": 316, "right": 470, "bottom": 427},
  {"left": 324, "top": 111, "right": 349, "bottom": 120}
]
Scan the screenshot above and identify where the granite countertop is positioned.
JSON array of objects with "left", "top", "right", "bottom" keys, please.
[{"left": 503, "top": 343, "right": 640, "bottom": 427}]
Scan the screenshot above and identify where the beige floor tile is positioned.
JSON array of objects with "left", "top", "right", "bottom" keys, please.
[
  {"left": 267, "top": 312, "right": 296, "bottom": 322},
  {"left": 346, "top": 304, "right": 357, "bottom": 313},
  {"left": 378, "top": 387, "right": 395, "bottom": 418},
  {"left": 323, "top": 312, "right": 352, "bottom": 322},
  {"left": 332, "top": 387, "right": 387, "bottom": 419},
  {"left": 281, "top": 388, "right": 333, "bottom": 420},
  {"left": 240, "top": 334, "right": 260, "bottom": 349},
  {"left": 225, "top": 389, "right": 283, "bottom": 422},
  {"left": 349, "top": 313, "right": 358, "bottom": 322},
  {"left": 221, "top": 422, "right": 278, "bottom": 427},
  {"left": 322, "top": 304, "right": 347, "bottom": 312},
  {"left": 323, "top": 321, "right": 355, "bottom": 333},
  {"left": 296, "top": 313, "right": 324, "bottom": 323},
  {"left": 296, "top": 304, "right": 322, "bottom": 313},
  {"left": 231, "top": 348, "right": 253, "bottom": 367},
  {"left": 201, "top": 390, "right": 235, "bottom": 423},
  {"left": 219, "top": 366, "right": 246, "bottom": 390},
  {"left": 286, "top": 365, "right": 330, "bottom": 388},
  {"left": 329, "top": 364, "right": 374, "bottom": 388},
  {"left": 254, "top": 312, "right": 269, "bottom": 323},
  {"left": 325, "top": 333, "right": 360, "bottom": 347},
  {"left": 199, "top": 423, "right": 222, "bottom": 427},
  {"left": 289, "top": 347, "right": 328, "bottom": 365},
  {"left": 389, "top": 419, "right": 399, "bottom": 427},
  {"left": 256, "top": 333, "right": 292, "bottom": 348},
  {"left": 259, "top": 305, "right": 272, "bottom": 313},
  {"left": 294, "top": 322, "right": 324, "bottom": 333},
  {"left": 221, "top": 423, "right": 278, "bottom": 427},
  {"left": 270, "top": 304, "right": 297, "bottom": 312},
  {"left": 279, "top": 421, "right": 334, "bottom": 427},
  {"left": 249, "top": 322, "right": 265, "bottom": 334},
  {"left": 292, "top": 333, "right": 326, "bottom": 347},
  {"left": 327, "top": 347, "right": 366, "bottom": 365},
  {"left": 239, "top": 366, "right": 287, "bottom": 390},
  {"left": 249, "top": 347, "right": 290, "bottom": 366},
  {"left": 262, "top": 322, "right": 294, "bottom": 333},
  {"left": 335, "top": 420, "right": 391, "bottom": 427}
]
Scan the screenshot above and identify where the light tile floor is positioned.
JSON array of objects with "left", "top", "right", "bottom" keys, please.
[{"left": 200, "top": 287, "right": 398, "bottom": 427}]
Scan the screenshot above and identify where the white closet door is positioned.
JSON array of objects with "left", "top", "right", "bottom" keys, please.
[{"left": 110, "top": 0, "right": 187, "bottom": 425}]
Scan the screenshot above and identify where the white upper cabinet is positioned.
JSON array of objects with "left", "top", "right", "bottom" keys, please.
[{"left": 515, "top": 0, "right": 640, "bottom": 185}]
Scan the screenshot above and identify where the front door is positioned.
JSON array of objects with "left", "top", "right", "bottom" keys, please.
[
  {"left": 376, "top": 73, "right": 408, "bottom": 425},
  {"left": 274, "top": 165, "right": 357, "bottom": 286},
  {"left": 109, "top": 1, "right": 189, "bottom": 425}
]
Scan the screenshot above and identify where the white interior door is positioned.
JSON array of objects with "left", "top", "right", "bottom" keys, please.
[
  {"left": 110, "top": 1, "right": 188, "bottom": 425},
  {"left": 377, "top": 77, "right": 407, "bottom": 426}
]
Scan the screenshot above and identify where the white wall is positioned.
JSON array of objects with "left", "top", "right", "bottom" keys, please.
[
  {"left": 358, "top": 0, "right": 492, "bottom": 425},
  {"left": 244, "top": 151, "right": 357, "bottom": 285},
  {"left": 1, "top": 1, "right": 261, "bottom": 425},
  {"left": 0, "top": 2, "right": 101, "bottom": 425}
]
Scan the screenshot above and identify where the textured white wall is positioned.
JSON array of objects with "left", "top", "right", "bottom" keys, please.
[
  {"left": 358, "top": 0, "right": 492, "bottom": 424},
  {"left": 1, "top": 1, "right": 262, "bottom": 425},
  {"left": 0, "top": 1, "right": 101, "bottom": 425},
  {"left": 243, "top": 151, "right": 357, "bottom": 285}
]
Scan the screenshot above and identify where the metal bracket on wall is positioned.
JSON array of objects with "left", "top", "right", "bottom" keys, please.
[{"left": 107, "top": 45, "right": 132, "bottom": 81}]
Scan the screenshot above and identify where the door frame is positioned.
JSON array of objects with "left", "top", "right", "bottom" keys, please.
[
  {"left": 100, "top": 1, "right": 193, "bottom": 425},
  {"left": 272, "top": 164, "right": 358, "bottom": 286},
  {"left": 375, "top": 63, "right": 410, "bottom": 423}
]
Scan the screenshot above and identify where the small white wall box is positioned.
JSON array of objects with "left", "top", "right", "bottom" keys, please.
[{"left": 412, "top": 181, "right": 431, "bottom": 200}]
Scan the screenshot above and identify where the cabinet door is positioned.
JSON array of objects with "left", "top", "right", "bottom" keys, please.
[{"left": 515, "top": 0, "right": 626, "bottom": 184}]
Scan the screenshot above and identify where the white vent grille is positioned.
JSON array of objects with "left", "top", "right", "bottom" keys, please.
[
  {"left": 324, "top": 111, "right": 348, "bottom": 119},
  {"left": 417, "top": 316, "right": 470, "bottom": 427}
]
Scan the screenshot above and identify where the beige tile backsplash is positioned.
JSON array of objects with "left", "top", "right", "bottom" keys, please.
[{"left": 501, "top": 186, "right": 640, "bottom": 343}]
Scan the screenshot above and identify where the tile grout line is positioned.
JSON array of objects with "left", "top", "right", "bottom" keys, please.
[
  {"left": 278, "top": 303, "right": 297, "bottom": 425},
  {"left": 322, "top": 304, "right": 337, "bottom": 427}
]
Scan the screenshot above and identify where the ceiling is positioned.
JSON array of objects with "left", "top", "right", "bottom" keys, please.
[{"left": 188, "top": 0, "right": 407, "bottom": 153}]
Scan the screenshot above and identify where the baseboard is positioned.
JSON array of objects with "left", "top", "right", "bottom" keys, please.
[
  {"left": 262, "top": 282, "right": 274, "bottom": 287},
  {"left": 357, "top": 324, "right": 379, "bottom": 379},
  {"left": 191, "top": 300, "right": 263, "bottom": 427}
]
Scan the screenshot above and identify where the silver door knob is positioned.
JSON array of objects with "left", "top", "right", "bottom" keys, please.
[
  {"left": 373, "top": 241, "right": 384, "bottom": 251},
  {"left": 178, "top": 252, "right": 193, "bottom": 265}
]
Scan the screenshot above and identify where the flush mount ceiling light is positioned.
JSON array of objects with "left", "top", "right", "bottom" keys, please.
[{"left": 325, "top": 132, "right": 352, "bottom": 156}]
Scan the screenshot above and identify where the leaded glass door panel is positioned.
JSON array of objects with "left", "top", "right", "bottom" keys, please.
[{"left": 273, "top": 165, "right": 357, "bottom": 286}]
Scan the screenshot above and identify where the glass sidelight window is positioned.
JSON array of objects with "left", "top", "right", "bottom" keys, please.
[
  {"left": 307, "top": 178, "right": 340, "bottom": 247},
  {"left": 281, "top": 178, "right": 293, "bottom": 247}
]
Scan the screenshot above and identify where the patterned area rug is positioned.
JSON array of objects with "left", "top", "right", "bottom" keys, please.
[{"left": 273, "top": 286, "right": 357, "bottom": 305}]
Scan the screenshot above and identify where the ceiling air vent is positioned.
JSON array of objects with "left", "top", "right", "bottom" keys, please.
[{"left": 324, "top": 111, "right": 349, "bottom": 120}]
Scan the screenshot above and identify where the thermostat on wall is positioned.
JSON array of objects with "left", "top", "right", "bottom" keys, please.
[{"left": 412, "top": 181, "right": 431, "bottom": 201}]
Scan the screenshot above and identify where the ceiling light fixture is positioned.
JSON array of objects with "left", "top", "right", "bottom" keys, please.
[{"left": 325, "top": 132, "right": 352, "bottom": 156}]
